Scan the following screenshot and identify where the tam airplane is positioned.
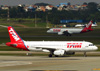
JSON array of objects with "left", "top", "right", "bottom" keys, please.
[
  {"left": 47, "top": 21, "right": 93, "bottom": 36},
  {"left": 6, "top": 26, "right": 98, "bottom": 57},
  {"left": 75, "top": 22, "right": 97, "bottom": 27}
]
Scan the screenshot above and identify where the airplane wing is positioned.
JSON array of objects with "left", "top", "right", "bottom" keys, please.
[
  {"left": 28, "top": 46, "right": 57, "bottom": 52},
  {"left": 35, "top": 46, "right": 57, "bottom": 52},
  {"left": 35, "top": 46, "right": 56, "bottom": 50},
  {"left": 58, "top": 32, "right": 63, "bottom": 35},
  {"left": 34, "top": 46, "right": 70, "bottom": 53}
]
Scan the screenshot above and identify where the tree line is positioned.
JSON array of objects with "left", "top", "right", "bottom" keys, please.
[{"left": 0, "top": 2, "right": 100, "bottom": 24}]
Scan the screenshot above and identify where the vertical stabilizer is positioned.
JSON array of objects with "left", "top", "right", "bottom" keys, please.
[
  {"left": 6, "top": 26, "right": 28, "bottom": 51},
  {"left": 81, "top": 21, "right": 93, "bottom": 33},
  {"left": 8, "top": 26, "right": 23, "bottom": 42},
  {"left": 86, "top": 20, "right": 93, "bottom": 30}
]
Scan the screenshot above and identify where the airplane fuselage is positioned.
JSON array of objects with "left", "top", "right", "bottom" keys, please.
[
  {"left": 25, "top": 41, "right": 97, "bottom": 52},
  {"left": 47, "top": 28, "right": 83, "bottom": 34},
  {"left": 47, "top": 21, "right": 93, "bottom": 36},
  {"left": 6, "top": 41, "right": 97, "bottom": 52}
]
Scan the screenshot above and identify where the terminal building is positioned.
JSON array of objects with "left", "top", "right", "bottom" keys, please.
[{"left": 60, "top": 20, "right": 83, "bottom": 23}]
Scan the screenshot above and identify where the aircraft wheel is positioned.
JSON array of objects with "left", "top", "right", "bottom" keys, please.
[
  {"left": 66, "top": 34, "right": 68, "bottom": 36},
  {"left": 49, "top": 54, "right": 52, "bottom": 57}
]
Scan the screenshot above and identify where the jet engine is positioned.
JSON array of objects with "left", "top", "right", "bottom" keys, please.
[{"left": 54, "top": 50, "right": 65, "bottom": 56}]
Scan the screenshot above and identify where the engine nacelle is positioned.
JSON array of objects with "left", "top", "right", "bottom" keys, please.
[
  {"left": 54, "top": 50, "right": 65, "bottom": 56},
  {"left": 42, "top": 49, "right": 50, "bottom": 52}
]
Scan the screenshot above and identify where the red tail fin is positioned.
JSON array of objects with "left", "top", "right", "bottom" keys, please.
[
  {"left": 86, "top": 20, "right": 93, "bottom": 30},
  {"left": 6, "top": 26, "right": 28, "bottom": 51},
  {"left": 81, "top": 21, "right": 93, "bottom": 33},
  {"left": 8, "top": 26, "right": 23, "bottom": 42}
]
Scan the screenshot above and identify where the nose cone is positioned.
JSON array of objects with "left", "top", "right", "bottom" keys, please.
[
  {"left": 47, "top": 30, "right": 51, "bottom": 33},
  {"left": 93, "top": 46, "right": 98, "bottom": 50}
]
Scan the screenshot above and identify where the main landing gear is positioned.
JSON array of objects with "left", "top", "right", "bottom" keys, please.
[
  {"left": 63, "top": 32, "right": 71, "bottom": 36},
  {"left": 48, "top": 54, "right": 53, "bottom": 57},
  {"left": 48, "top": 54, "right": 59, "bottom": 57},
  {"left": 48, "top": 51, "right": 58, "bottom": 57},
  {"left": 84, "top": 52, "right": 87, "bottom": 57},
  {"left": 66, "top": 34, "right": 71, "bottom": 36}
]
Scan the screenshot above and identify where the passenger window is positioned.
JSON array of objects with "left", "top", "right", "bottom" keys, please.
[{"left": 89, "top": 44, "right": 93, "bottom": 46}]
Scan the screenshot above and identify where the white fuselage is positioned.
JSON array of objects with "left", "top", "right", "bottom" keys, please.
[
  {"left": 24, "top": 41, "right": 98, "bottom": 52},
  {"left": 75, "top": 24, "right": 97, "bottom": 27},
  {"left": 47, "top": 28, "right": 83, "bottom": 34}
]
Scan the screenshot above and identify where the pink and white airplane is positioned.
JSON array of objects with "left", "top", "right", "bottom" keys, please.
[
  {"left": 6, "top": 26, "right": 98, "bottom": 57},
  {"left": 75, "top": 22, "right": 97, "bottom": 27},
  {"left": 47, "top": 21, "right": 93, "bottom": 36}
]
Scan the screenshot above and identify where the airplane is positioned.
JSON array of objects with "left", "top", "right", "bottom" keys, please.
[
  {"left": 6, "top": 26, "right": 98, "bottom": 57},
  {"left": 47, "top": 21, "right": 93, "bottom": 36},
  {"left": 75, "top": 22, "right": 97, "bottom": 27}
]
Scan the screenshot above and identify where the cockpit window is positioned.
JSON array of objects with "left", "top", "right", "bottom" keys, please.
[{"left": 89, "top": 44, "right": 94, "bottom": 46}]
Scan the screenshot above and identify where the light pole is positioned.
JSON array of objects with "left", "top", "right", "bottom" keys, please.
[
  {"left": 46, "top": 12, "right": 50, "bottom": 28},
  {"left": 46, "top": 14, "right": 48, "bottom": 28},
  {"left": 7, "top": 6, "right": 10, "bottom": 21}
]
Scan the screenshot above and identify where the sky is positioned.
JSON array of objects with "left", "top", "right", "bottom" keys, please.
[{"left": 0, "top": 0, "right": 100, "bottom": 6}]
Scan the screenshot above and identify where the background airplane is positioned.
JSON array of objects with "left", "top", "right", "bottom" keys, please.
[
  {"left": 6, "top": 26, "right": 98, "bottom": 57},
  {"left": 47, "top": 21, "right": 93, "bottom": 36},
  {"left": 75, "top": 22, "right": 97, "bottom": 27}
]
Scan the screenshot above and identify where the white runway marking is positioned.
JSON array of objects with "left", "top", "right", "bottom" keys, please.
[{"left": 0, "top": 61, "right": 32, "bottom": 67}]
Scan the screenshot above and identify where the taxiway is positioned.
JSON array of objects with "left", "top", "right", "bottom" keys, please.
[{"left": 0, "top": 55, "right": 100, "bottom": 71}]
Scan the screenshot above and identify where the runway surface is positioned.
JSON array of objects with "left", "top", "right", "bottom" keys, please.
[{"left": 0, "top": 55, "right": 100, "bottom": 71}]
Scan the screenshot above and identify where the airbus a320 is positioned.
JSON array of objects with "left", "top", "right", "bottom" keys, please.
[{"left": 47, "top": 21, "right": 93, "bottom": 36}]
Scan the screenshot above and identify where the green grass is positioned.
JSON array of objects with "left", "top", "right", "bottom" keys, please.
[
  {"left": 97, "top": 46, "right": 100, "bottom": 51},
  {"left": 1, "top": 36, "right": 100, "bottom": 44},
  {"left": 0, "top": 27, "right": 100, "bottom": 44},
  {"left": 0, "top": 19, "right": 47, "bottom": 27},
  {"left": 0, "top": 46, "right": 22, "bottom": 51}
]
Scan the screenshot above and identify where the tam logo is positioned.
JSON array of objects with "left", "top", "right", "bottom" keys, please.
[
  {"left": 67, "top": 43, "right": 82, "bottom": 48},
  {"left": 53, "top": 29, "right": 61, "bottom": 32},
  {"left": 9, "top": 28, "right": 20, "bottom": 41}
]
